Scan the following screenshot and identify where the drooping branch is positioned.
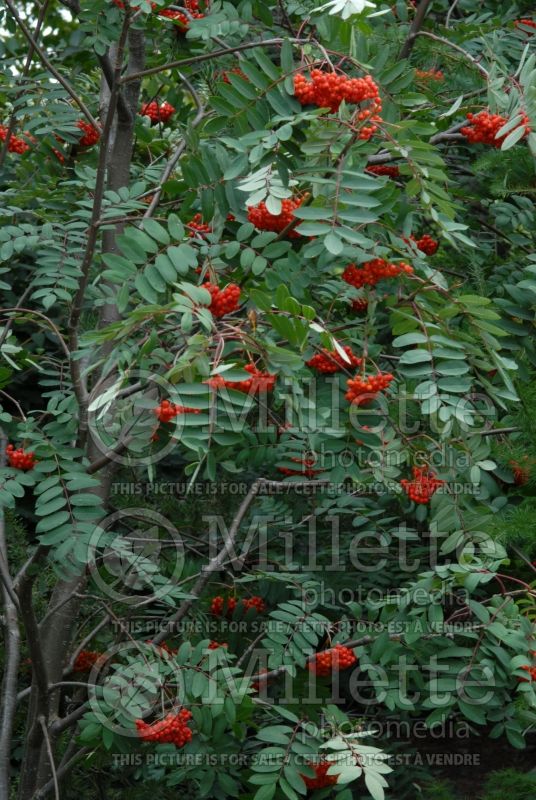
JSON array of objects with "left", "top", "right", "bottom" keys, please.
[
  {"left": 412, "top": 31, "right": 490, "bottom": 78},
  {"left": 3, "top": 0, "right": 99, "bottom": 129},
  {"left": 0, "top": 1, "right": 49, "bottom": 169}
]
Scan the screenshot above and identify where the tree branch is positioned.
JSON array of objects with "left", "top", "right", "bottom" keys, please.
[
  {"left": 0, "top": 0, "right": 49, "bottom": 168},
  {"left": 38, "top": 717, "right": 59, "bottom": 800},
  {"left": 122, "top": 37, "right": 306, "bottom": 83},
  {"left": 399, "top": 0, "right": 434, "bottom": 60},
  {"left": 151, "top": 478, "right": 329, "bottom": 645},
  {"left": 3, "top": 0, "right": 99, "bottom": 129},
  {"left": 143, "top": 72, "right": 206, "bottom": 218},
  {"left": 0, "top": 503, "right": 21, "bottom": 798},
  {"left": 413, "top": 31, "right": 490, "bottom": 78},
  {"left": 68, "top": 12, "right": 133, "bottom": 405}
]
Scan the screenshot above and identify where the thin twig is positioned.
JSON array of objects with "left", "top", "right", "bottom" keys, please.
[
  {"left": 122, "top": 37, "right": 307, "bottom": 83},
  {"left": 446, "top": 0, "right": 461, "bottom": 28},
  {"left": 143, "top": 72, "right": 206, "bottom": 218},
  {"left": 38, "top": 717, "right": 60, "bottom": 800},
  {"left": 413, "top": 31, "right": 490, "bottom": 78}
]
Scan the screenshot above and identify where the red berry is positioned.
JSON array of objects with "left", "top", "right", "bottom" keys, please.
[
  {"left": 135, "top": 708, "right": 193, "bottom": 747},
  {"left": 510, "top": 457, "right": 530, "bottom": 486},
  {"left": 404, "top": 234, "right": 439, "bottom": 256},
  {"left": 365, "top": 164, "right": 400, "bottom": 179},
  {"left": 72, "top": 649, "right": 105, "bottom": 672},
  {"left": 187, "top": 213, "right": 212, "bottom": 238},
  {"left": 221, "top": 67, "right": 247, "bottom": 83},
  {"left": 76, "top": 120, "right": 100, "bottom": 147},
  {"left": 201, "top": 282, "right": 241, "bottom": 317},
  {"left": 515, "top": 19, "right": 536, "bottom": 34},
  {"left": 247, "top": 197, "right": 304, "bottom": 238},
  {"left": 307, "top": 345, "right": 361, "bottom": 375},
  {"left": 342, "top": 259, "right": 413, "bottom": 289},
  {"left": 205, "top": 363, "right": 275, "bottom": 394},
  {"left": 415, "top": 68, "right": 444, "bottom": 82},
  {"left": 294, "top": 70, "right": 382, "bottom": 137},
  {"left": 6, "top": 444, "right": 37, "bottom": 471},
  {"left": 140, "top": 100, "right": 175, "bottom": 125},
  {"left": 277, "top": 455, "right": 322, "bottom": 478},
  {"left": 351, "top": 297, "right": 368, "bottom": 313},
  {"left": 0, "top": 125, "right": 31, "bottom": 154},
  {"left": 345, "top": 372, "right": 394, "bottom": 406},
  {"left": 153, "top": 400, "right": 200, "bottom": 423},
  {"left": 208, "top": 640, "right": 228, "bottom": 650},
  {"left": 308, "top": 644, "right": 357, "bottom": 677},
  {"left": 461, "top": 110, "right": 530, "bottom": 148},
  {"left": 400, "top": 466, "right": 444, "bottom": 504},
  {"left": 300, "top": 760, "right": 339, "bottom": 790},
  {"left": 210, "top": 595, "right": 266, "bottom": 618}
]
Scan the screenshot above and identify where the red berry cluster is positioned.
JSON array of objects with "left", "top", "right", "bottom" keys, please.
[
  {"left": 153, "top": 400, "right": 200, "bottom": 423},
  {"left": 515, "top": 19, "right": 536, "bottom": 33},
  {"left": 301, "top": 761, "right": 339, "bottom": 790},
  {"left": 247, "top": 197, "right": 303, "bottom": 238},
  {"left": 6, "top": 445, "right": 37, "bottom": 471},
  {"left": 461, "top": 111, "right": 531, "bottom": 148},
  {"left": 202, "top": 282, "right": 241, "bottom": 317},
  {"left": 210, "top": 595, "right": 266, "bottom": 617},
  {"left": 519, "top": 665, "right": 536, "bottom": 681},
  {"left": 187, "top": 213, "right": 212, "bottom": 238},
  {"left": 243, "top": 596, "right": 266, "bottom": 613},
  {"left": 307, "top": 345, "right": 362, "bottom": 374},
  {"left": 510, "top": 456, "right": 531, "bottom": 486},
  {"left": 405, "top": 234, "right": 439, "bottom": 255},
  {"left": 415, "top": 68, "right": 444, "bottom": 82},
  {"left": 140, "top": 101, "right": 175, "bottom": 124},
  {"left": 208, "top": 640, "right": 228, "bottom": 650},
  {"left": 205, "top": 365, "right": 275, "bottom": 394},
  {"left": 210, "top": 596, "right": 236, "bottom": 616},
  {"left": 293, "top": 71, "right": 382, "bottom": 137},
  {"left": 414, "top": 234, "right": 438, "bottom": 255},
  {"left": 365, "top": 164, "right": 400, "bottom": 179},
  {"left": 308, "top": 644, "right": 357, "bottom": 676},
  {"left": 73, "top": 650, "right": 104, "bottom": 672},
  {"left": 228, "top": 364, "right": 276, "bottom": 394},
  {"left": 342, "top": 259, "right": 413, "bottom": 289},
  {"left": 136, "top": 709, "right": 193, "bottom": 747},
  {"left": 0, "top": 125, "right": 30, "bottom": 154},
  {"left": 351, "top": 297, "right": 368, "bottom": 313},
  {"left": 277, "top": 456, "right": 323, "bottom": 478},
  {"left": 76, "top": 120, "right": 100, "bottom": 147},
  {"left": 159, "top": 0, "right": 205, "bottom": 30},
  {"left": 221, "top": 68, "right": 247, "bottom": 84},
  {"left": 400, "top": 466, "right": 444, "bottom": 504},
  {"left": 345, "top": 372, "right": 394, "bottom": 406}
]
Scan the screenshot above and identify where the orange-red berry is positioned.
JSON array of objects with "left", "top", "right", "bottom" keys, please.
[
  {"left": 247, "top": 197, "right": 304, "bottom": 238},
  {"left": 308, "top": 644, "right": 357, "bottom": 676},
  {"left": 6, "top": 444, "right": 37, "bottom": 471},
  {"left": 307, "top": 345, "right": 362, "bottom": 374},
  {"left": 461, "top": 110, "right": 530, "bottom": 148},
  {"left": 400, "top": 466, "right": 444, "bottom": 504},
  {"left": 342, "top": 259, "right": 413, "bottom": 289}
]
